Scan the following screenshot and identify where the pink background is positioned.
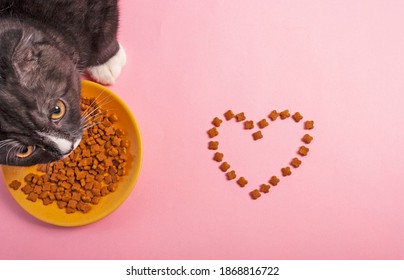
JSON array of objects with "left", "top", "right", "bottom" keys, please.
[{"left": 1, "top": 0, "right": 404, "bottom": 259}]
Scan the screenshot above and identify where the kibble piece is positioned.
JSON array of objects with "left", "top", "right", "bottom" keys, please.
[
  {"left": 298, "top": 146, "right": 309, "bottom": 156},
  {"left": 226, "top": 170, "right": 237, "bottom": 180},
  {"left": 244, "top": 120, "right": 254, "bottom": 130},
  {"left": 66, "top": 207, "right": 76, "bottom": 214},
  {"left": 80, "top": 204, "right": 92, "bottom": 213},
  {"left": 213, "top": 152, "right": 224, "bottom": 162},
  {"left": 224, "top": 110, "right": 235, "bottom": 121},
  {"left": 121, "top": 139, "right": 129, "bottom": 148},
  {"left": 302, "top": 134, "right": 313, "bottom": 144},
  {"left": 279, "top": 110, "right": 290, "bottom": 120},
  {"left": 27, "top": 192, "right": 38, "bottom": 202},
  {"left": 268, "top": 110, "right": 279, "bottom": 121},
  {"left": 37, "top": 164, "right": 48, "bottom": 173},
  {"left": 208, "top": 141, "right": 219, "bottom": 150},
  {"left": 112, "top": 137, "right": 122, "bottom": 147},
  {"left": 39, "top": 191, "right": 50, "bottom": 200},
  {"left": 100, "top": 186, "right": 109, "bottom": 196},
  {"left": 219, "top": 162, "right": 231, "bottom": 172},
  {"left": 290, "top": 157, "right": 302, "bottom": 168},
  {"left": 260, "top": 184, "right": 271, "bottom": 193},
  {"left": 92, "top": 188, "right": 101, "bottom": 197},
  {"left": 257, "top": 119, "right": 269, "bottom": 129},
  {"left": 236, "top": 177, "right": 248, "bottom": 187},
  {"left": 91, "top": 197, "right": 101, "bottom": 205},
  {"left": 107, "top": 183, "right": 118, "bottom": 192},
  {"left": 42, "top": 182, "right": 51, "bottom": 191},
  {"left": 269, "top": 176, "right": 280, "bottom": 186},
  {"left": 235, "top": 112, "right": 246, "bottom": 122},
  {"left": 33, "top": 185, "right": 42, "bottom": 194},
  {"left": 21, "top": 184, "right": 34, "bottom": 194},
  {"left": 211, "top": 117, "right": 223, "bottom": 127},
  {"left": 281, "top": 167, "right": 292, "bottom": 176},
  {"left": 252, "top": 131, "right": 263, "bottom": 141},
  {"left": 108, "top": 148, "right": 119, "bottom": 157},
  {"left": 304, "top": 120, "right": 314, "bottom": 130},
  {"left": 9, "top": 180, "right": 22, "bottom": 190},
  {"left": 292, "top": 112, "right": 303, "bottom": 122},
  {"left": 67, "top": 199, "right": 78, "bottom": 209},
  {"left": 249, "top": 189, "right": 261, "bottom": 200},
  {"left": 57, "top": 201, "right": 67, "bottom": 209},
  {"left": 207, "top": 127, "right": 219, "bottom": 138},
  {"left": 115, "top": 128, "right": 125, "bottom": 137},
  {"left": 71, "top": 192, "right": 81, "bottom": 201},
  {"left": 42, "top": 197, "right": 53, "bottom": 205},
  {"left": 108, "top": 113, "right": 118, "bottom": 123},
  {"left": 105, "top": 126, "right": 115, "bottom": 136},
  {"left": 24, "top": 173, "right": 34, "bottom": 183}
]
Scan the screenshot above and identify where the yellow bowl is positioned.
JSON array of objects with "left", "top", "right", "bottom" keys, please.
[{"left": 1, "top": 80, "right": 142, "bottom": 227}]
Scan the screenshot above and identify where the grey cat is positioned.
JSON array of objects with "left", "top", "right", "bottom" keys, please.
[{"left": 0, "top": 0, "right": 126, "bottom": 166}]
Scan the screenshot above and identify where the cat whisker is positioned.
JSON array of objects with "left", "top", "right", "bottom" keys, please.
[
  {"left": 80, "top": 113, "right": 104, "bottom": 130},
  {"left": 0, "top": 139, "right": 17, "bottom": 150},
  {"left": 81, "top": 101, "right": 104, "bottom": 122},
  {"left": 82, "top": 121, "right": 104, "bottom": 131},
  {"left": 0, "top": 140, "right": 18, "bottom": 166},
  {"left": 5, "top": 144, "right": 18, "bottom": 166},
  {"left": 81, "top": 93, "right": 113, "bottom": 119},
  {"left": 80, "top": 94, "right": 114, "bottom": 130}
]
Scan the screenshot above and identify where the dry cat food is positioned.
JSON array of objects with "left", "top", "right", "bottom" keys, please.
[
  {"left": 292, "top": 112, "right": 303, "bottom": 122},
  {"left": 269, "top": 176, "right": 280, "bottom": 186},
  {"left": 249, "top": 189, "right": 261, "bottom": 200},
  {"left": 252, "top": 131, "right": 263, "bottom": 141},
  {"left": 211, "top": 117, "right": 223, "bottom": 127},
  {"left": 235, "top": 112, "right": 246, "bottom": 122},
  {"left": 219, "top": 162, "right": 231, "bottom": 172},
  {"left": 207, "top": 127, "right": 219, "bottom": 138},
  {"left": 281, "top": 167, "right": 292, "bottom": 177},
  {"left": 290, "top": 157, "right": 302, "bottom": 168},
  {"left": 224, "top": 110, "right": 235, "bottom": 121},
  {"left": 9, "top": 180, "right": 22, "bottom": 190},
  {"left": 237, "top": 177, "right": 248, "bottom": 187},
  {"left": 226, "top": 170, "right": 237, "bottom": 180},
  {"left": 257, "top": 119, "right": 269, "bottom": 129},
  {"left": 208, "top": 141, "right": 219, "bottom": 150},
  {"left": 208, "top": 109, "right": 315, "bottom": 200},
  {"left": 244, "top": 120, "right": 254, "bottom": 130},
  {"left": 268, "top": 110, "right": 279, "bottom": 121},
  {"left": 279, "top": 110, "right": 290, "bottom": 120},
  {"left": 302, "top": 134, "right": 313, "bottom": 144},
  {"left": 304, "top": 120, "right": 314, "bottom": 130},
  {"left": 259, "top": 184, "right": 270, "bottom": 193},
  {"left": 213, "top": 152, "right": 224, "bottom": 162},
  {"left": 9, "top": 97, "right": 131, "bottom": 214},
  {"left": 298, "top": 146, "right": 309, "bottom": 156}
]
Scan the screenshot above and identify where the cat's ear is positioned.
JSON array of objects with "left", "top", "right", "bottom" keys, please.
[
  {"left": 0, "top": 29, "right": 42, "bottom": 87},
  {"left": 0, "top": 29, "right": 23, "bottom": 81}
]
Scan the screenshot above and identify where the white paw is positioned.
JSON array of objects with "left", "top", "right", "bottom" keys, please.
[{"left": 86, "top": 44, "right": 127, "bottom": 85}]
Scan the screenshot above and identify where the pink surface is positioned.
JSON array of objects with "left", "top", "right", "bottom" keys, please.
[{"left": 1, "top": 0, "right": 404, "bottom": 259}]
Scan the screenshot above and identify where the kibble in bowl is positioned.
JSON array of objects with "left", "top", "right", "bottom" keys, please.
[{"left": 1, "top": 80, "right": 142, "bottom": 227}]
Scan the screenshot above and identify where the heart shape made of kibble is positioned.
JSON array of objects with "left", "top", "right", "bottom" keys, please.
[{"left": 207, "top": 109, "right": 314, "bottom": 200}]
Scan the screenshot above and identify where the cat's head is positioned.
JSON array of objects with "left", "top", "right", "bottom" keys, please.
[{"left": 0, "top": 29, "right": 83, "bottom": 166}]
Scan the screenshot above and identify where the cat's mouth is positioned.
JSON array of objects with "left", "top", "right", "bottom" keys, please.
[
  {"left": 37, "top": 132, "right": 82, "bottom": 160},
  {"left": 60, "top": 137, "right": 82, "bottom": 159}
]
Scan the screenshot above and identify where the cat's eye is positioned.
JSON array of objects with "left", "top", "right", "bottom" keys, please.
[
  {"left": 16, "top": 145, "right": 35, "bottom": 158},
  {"left": 51, "top": 100, "right": 66, "bottom": 121}
]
